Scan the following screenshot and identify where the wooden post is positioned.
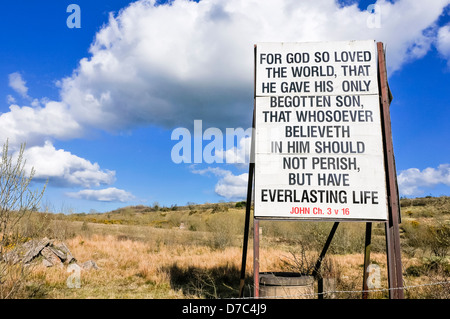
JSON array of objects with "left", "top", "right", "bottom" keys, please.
[
  {"left": 253, "top": 219, "right": 260, "bottom": 298},
  {"left": 238, "top": 160, "right": 254, "bottom": 298},
  {"left": 377, "top": 42, "right": 404, "bottom": 299},
  {"left": 362, "top": 222, "right": 372, "bottom": 299},
  {"left": 239, "top": 46, "right": 257, "bottom": 299},
  {"left": 313, "top": 222, "right": 339, "bottom": 279},
  {"left": 313, "top": 222, "right": 339, "bottom": 299}
]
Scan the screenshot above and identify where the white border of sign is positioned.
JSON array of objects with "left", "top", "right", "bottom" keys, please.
[{"left": 254, "top": 40, "right": 388, "bottom": 221}]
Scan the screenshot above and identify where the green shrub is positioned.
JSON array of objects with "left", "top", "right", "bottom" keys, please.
[
  {"left": 402, "top": 219, "right": 450, "bottom": 258},
  {"left": 206, "top": 212, "right": 240, "bottom": 250},
  {"left": 235, "top": 201, "right": 246, "bottom": 208},
  {"left": 427, "top": 222, "right": 450, "bottom": 258}
]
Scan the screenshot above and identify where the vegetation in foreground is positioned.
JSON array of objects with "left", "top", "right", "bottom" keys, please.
[{"left": 1, "top": 196, "right": 449, "bottom": 299}]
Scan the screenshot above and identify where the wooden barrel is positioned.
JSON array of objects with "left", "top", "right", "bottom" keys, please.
[{"left": 259, "top": 272, "right": 315, "bottom": 299}]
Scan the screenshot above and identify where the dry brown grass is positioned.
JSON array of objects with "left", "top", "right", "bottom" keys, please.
[
  {"left": 11, "top": 196, "right": 450, "bottom": 299},
  {"left": 27, "top": 231, "right": 254, "bottom": 298},
  {"left": 25, "top": 229, "right": 392, "bottom": 299}
]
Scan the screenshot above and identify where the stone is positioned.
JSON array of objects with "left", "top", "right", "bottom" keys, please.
[
  {"left": 42, "top": 258, "right": 53, "bottom": 267},
  {"left": 22, "top": 237, "right": 52, "bottom": 264},
  {"left": 81, "top": 260, "right": 99, "bottom": 270},
  {"left": 41, "top": 247, "right": 63, "bottom": 267},
  {"left": 2, "top": 250, "right": 21, "bottom": 264},
  {"left": 54, "top": 242, "right": 76, "bottom": 264},
  {"left": 54, "top": 242, "right": 72, "bottom": 256},
  {"left": 48, "top": 246, "right": 67, "bottom": 262},
  {"left": 66, "top": 254, "right": 76, "bottom": 264},
  {"left": 2, "top": 238, "right": 96, "bottom": 272}
]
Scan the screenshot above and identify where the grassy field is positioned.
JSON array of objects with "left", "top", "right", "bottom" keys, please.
[{"left": 2, "top": 197, "right": 449, "bottom": 299}]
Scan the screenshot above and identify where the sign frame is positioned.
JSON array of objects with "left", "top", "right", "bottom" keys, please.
[
  {"left": 239, "top": 41, "right": 404, "bottom": 299},
  {"left": 253, "top": 40, "right": 389, "bottom": 222}
]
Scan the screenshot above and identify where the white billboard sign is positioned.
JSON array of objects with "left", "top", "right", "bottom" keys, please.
[{"left": 254, "top": 40, "right": 388, "bottom": 220}]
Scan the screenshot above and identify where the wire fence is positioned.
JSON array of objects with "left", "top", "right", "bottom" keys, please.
[{"left": 238, "top": 279, "right": 450, "bottom": 299}]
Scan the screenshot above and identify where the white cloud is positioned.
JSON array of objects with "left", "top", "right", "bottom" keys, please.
[
  {"left": 57, "top": 0, "right": 450, "bottom": 131},
  {"left": 216, "top": 135, "right": 251, "bottom": 165},
  {"left": 2, "top": 0, "right": 449, "bottom": 203},
  {"left": 66, "top": 187, "right": 135, "bottom": 202},
  {"left": 2, "top": 74, "right": 81, "bottom": 148},
  {"left": 2, "top": 1, "right": 449, "bottom": 138},
  {"left": 436, "top": 23, "right": 450, "bottom": 65},
  {"left": 0, "top": 101, "right": 82, "bottom": 147},
  {"left": 21, "top": 141, "right": 116, "bottom": 188},
  {"left": 191, "top": 166, "right": 248, "bottom": 199},
  {"left": 8, "top": 72, "right": 29, "bottom": 98},
  {"left": 215, "top": 171, "right": 248, "bottom": 199},
  {"left": 1, "top": 0, "right": 448, "bottom": 142},
  {"left": 397, "top": 164, "right": 450, "bottom": 196},
  {"left": 6, "top": 95, "right": 16, "bottom": 104}
]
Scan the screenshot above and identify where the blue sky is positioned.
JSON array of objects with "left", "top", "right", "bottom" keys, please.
[{"left": 1, "top": 0, "right": 449, "bottom": 213}]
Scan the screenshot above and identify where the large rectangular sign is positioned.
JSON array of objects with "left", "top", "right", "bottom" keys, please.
[{"left": 254, "top": 40, "right": 388, "bottom": 220}]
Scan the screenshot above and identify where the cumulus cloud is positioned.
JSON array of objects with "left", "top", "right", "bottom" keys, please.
[
  {"left": 3, "top": 0, "right": 449, "bottom": 137},
  {"left": 215, "top": 171, "right": 248, "bottom": 199},
  {"left": 8, "top": 72, "right": 29, "bottom": 98},
  {"left": 21, "top": 141, "right": 116, "bottom": 188},
  {"left": 0, "top": 101, "right": 83, "bottom": 148},
  {"left": 2, "top": 0, "right": 449, "bottom": 202},
  {"left": 436, "top": 23, "right": 450, "bottom": 66},
  {"left": 6, "top": 95, "right": 16, "bottom": 104},
  {"left": 3, "top": 0, "right": 449, "bottom": 138},
  {"left": 57, "top": 0, "right": 450, "bottom": 131},
  {"left": 66, "top": 187, "right": 135, "bottom": 202},
  {"left": 2, "top": 74, "right": 119, "bottom": 201},
  {"left": 191, "top": 166, "right": 248, "bottom": 199},
  {"left": 215, "top": 135, "right": 252, "bottom": 165},
  {"left": 397, "top": 164, "right": 450, "bottom": 196},
  {"left": 2, "top": 73, "right": 82, "bottom": 148}
]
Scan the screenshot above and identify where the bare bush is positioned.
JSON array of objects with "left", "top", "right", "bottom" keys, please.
[
  {"left": 206, "top": 213, "right": 240, "bottom": 250},
  {"left": 0, "top": 141, "right": 46, "bottom": 299}
]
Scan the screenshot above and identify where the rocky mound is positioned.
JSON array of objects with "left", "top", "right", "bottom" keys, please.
[{"left": 2, "top": 237, "right": 98, "bottom": 270}]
